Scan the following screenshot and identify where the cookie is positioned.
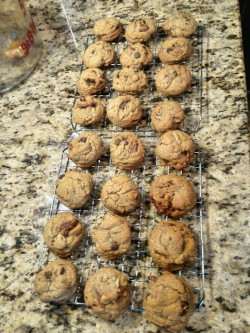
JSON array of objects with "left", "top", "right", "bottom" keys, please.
[
  {"left": 44, "top": 212, "right": 84, "bottom": 258},
  {"left": 143, "top": 272, "right": 195, "bottom": 331},
  {"left": 84, "top": 267, "right": 131, "bottom": 320},
  {"left": 56, "top": 169, "right": 93, "bottom": 210},
  {"left": 107, "top": 95, "right": 143, "bottom": 128},
  {"left": 148, "top": 220, "right": 196, "bottom": 271},
  {"left": 72, "top": 96, "right": 105, "bottom": 126},
  {"left": 113, "top": 68, "right": 148, "bottom": 95},
  {"left": 34, "top": 259, "right": 78, "bottom": 303},
  {"left": 149, "top": 174, "right": 197, "bottom": 217},
  {"left": 68, "top": 132, "right": 102, "bottom": 168},
  {"left": 120, "top": 43, "right": 153, "bottom": 69},
  {"left": 101, "top": 174, "right": 139, "bottom": 214},
  {"left": 155, "top": 130, "right": 196, "bottom": 169},
  {"left": 159, "top": 37, "right": 193, "bottom": 63},
  {"left": 93, "top": 17, "right": 122, "bottom": 42},
  {"left": 83, "top": 41, "right": 115, "bottom": 68},
  {"left": 92, "top": 212, "right": 131, "bottom": 259},
  {"left": 163, "top": 12, "right": 197, "bottom": 38},
  {"left": 77, "top": 68, "right": 108, "bottom": 95},
  {"left": 125, "top": 17, "right": 156, "bottom": 43},
  {"left": 110, "top": 132, "right": 144, "bottom": 170},
  {"left": 151, "top": 100, "right": 185, "bottom": 133},
  {"left": 155, "top": 65, "right": 192, "bottom": 96}
]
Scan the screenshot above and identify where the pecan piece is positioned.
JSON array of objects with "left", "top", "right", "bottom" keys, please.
[{"left": 59, "top": 219, "right": 79, "bottom": 237}]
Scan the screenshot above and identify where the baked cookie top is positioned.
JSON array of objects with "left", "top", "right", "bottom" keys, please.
[
  {"left": 159, "top": 37, "right": 193, "bottom": 63},
  {"left": 93, "top": 17, "right": 122, "bottom": 42},
  {"left": 83, "top": 41, "right": 115, "bottom": 68},
  {"left": 149, "top": 174, "right": 197, "bottom": 217},
  {"left": 125, "top": 17, "right": 156, "bottom": 43},
  {"left": 72, "top": 96, "right": 105, "bottom": 126},
  {"left": 77, "top": 68, "right": 107, "bottom": 95},
  {"left": 113, "top": 67, "right": 148, "bottom": 95},
  {"left": 120, "top": 43, "right": 153, "bottom": 69},
  {"left": 163, "top": 12, "right": 197, "bottom": 37},
  {"left": 44, "top": 212, "right": 84, "bottom": 257}
]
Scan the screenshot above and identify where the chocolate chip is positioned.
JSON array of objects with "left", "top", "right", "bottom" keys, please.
[
  {"left": 134, "top": 52, "right": 141, "bottom": 58},
  {"left": 60, "top": 267, "right": 65, "bottom": 275},
  {"left": 111, "top": 241, "right": 119, "bottom": 250},
  {"left": 167, "top": 47, "right": 173, "bottom": 53},
  {"left": 85, "top": 78, "right": 96, "bottom": 85},
  {"left": 79, "top": 137, "right": 87, "bottom": 143},
  {"left": 59, "top": 174, "right": 65, "bottom": 179},
  {"left": 44, "top": 271, "right": 52, "bottom": 279},
  {"left": 119, "top": 101, "right": 127, "bottom": 110},
  {"left": 114, "top": 138, "right": 121, "bottom": 146}
]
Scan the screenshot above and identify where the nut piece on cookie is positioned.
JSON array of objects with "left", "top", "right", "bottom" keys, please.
[
  {"left": 125, "top": 17, "right": 156, "bottom": 43},
  {"left": 155, "top": 130, "right": 196, "bottom": 170},
  {"left": 68, "top": 132, "right": 102, "bottom": 168},
  {"left": 56, "top": 169, "right": 93, "bottom": 210},
  {"left": 113, "top": 68, "right": 148, "bottom": 95},
  {"left": 120, "top": 43, "right": 153, "bottom": 69},
  {"left": 84, "top": 267, "right": 131, "bottom": 320},
  {"left": 77, "top": 68, "right": 108, "bottom": 95},
  {"left": 163, "top": 12, "right": 197, "bottom": 38},
  {"left": 44, "top": 212, "right": 84, "bottom": 257},
  {"left": 34, "top": 259, "right": 78, "bottom": 303},
  {"left": 110, "top": 132, "right": 144, "bottom": 170},
  {"left": 148, "top": 220, "right": 196, "bottom": 271},
  {"left": 143, "top": 272, "right": 195, "bottom": 330},
  {"left": 93, "top": 17, "right": 122, "bottom": 42},
  {"left": 149, "top": 174, "right": 197, "bottom": 217},
  {"left": 83, "top": 41, "right": 115, "bottom": 68},
  {"left": 159, "top": 37, "right": 193, "bottom": 64},
  {"left": 92, "top": 212, "right": 131, "bottom": 259},
  {"left": 72, "top": 96, "right": 105, "bottom": 126},
  {"left": 101, "top": 174, "right": 139, "bottom": 214}
]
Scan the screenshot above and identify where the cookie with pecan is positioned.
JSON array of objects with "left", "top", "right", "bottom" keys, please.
[
  {"left": 77, "top": 68, "right": 108, "bottom": 95},
  {"left": 125, "top": 17, "right": 156, "bottom": 43},
  {"left": 93, "top": 17, "right": 122, "bottom": 42},
  {"left": 83, "top": 41, "right": 115, "bottom": 68},
  {"left": 120, "top": 43, "right": 153, "bottom": 69},
  {"left": 113, "top": 68, "right": 148, "bottom": 95}
]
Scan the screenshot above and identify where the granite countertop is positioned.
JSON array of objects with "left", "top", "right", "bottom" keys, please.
[{"left": 0, "top": 0, "right": 249, "bottom": 332}]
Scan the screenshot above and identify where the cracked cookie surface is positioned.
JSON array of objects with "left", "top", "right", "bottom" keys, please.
[
  {"left": 120, "top": 43, "right": 153, "bottom": 69},
  {"left": 113, "top": 68, "right": 148, "bottom": 95},
  {"left": 84, "top": 267, "right": 131, "bottom": 320},
  {"left": 83, "top": 41, "right": 115, "bottom": 68},
  {"left": 143, "top": 272, "right": 195, "bottom": 331},
  {"left": 77, "top": 68, "right": 107, "bottom": 95},
  {"left": 149, "top": 174, "right": 196, "bottom": 217},
  {"left": 44, "top": 212, "right": 84, "bottom": 257},
  {"left": 72, "top": 96, "right": 105, "bottom": 126},
  {"left": 93, "top": 17, "right": 122, "bottom": 42},
  {"left": 34, "top": 259, "right": 78, "bottom": 303},
  {"left": 125, "top": 17, "right": 156, "bottom": 43},
  {"left": 159, "top": 37, "right": 193, "bottom": 63},
  {"left": 163, "top": 12, "right": 197, "bottom": 38}
]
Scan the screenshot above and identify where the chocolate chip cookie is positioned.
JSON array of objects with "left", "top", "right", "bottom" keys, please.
[
  {"left": 155, "top": 130, "right": 196, "bottom": 169},
  {"left": 77, "top": 68, "right": 108, "bottom": 95},
  {"left": 107, "top": 95, "right": 143, "bottom": 128},
  {"left": 159, "top": 37, "right": 193, "bottom": 63},
  {"left": 143, "top": 272, "right": 195, "bottom": 331},
  {"left": 93, "top": 17, "right": 122, "bottom": 42},
  {"left": 151, "top": 100, "right": 185, "bottom": 133},
  {"left": 148, "top": 220, "right": 196, "bottom": 271},
  {"left": 92, "top": 212, "right": 131, "bottom": 259},
  {"left": 120, "top": 43, "right": 153, "bottom": 69},
  {"left": 84, "top": 267, "right": 131, "bottom": 320},
  {"left": 44, "top": 212, "right": 84, "bottom": 257},
  {"left": 149, "top": 174, "right": 197, "bottom": 217},
  {"left": 56, "top": 169, "right": 93, "bottom": 210},
  {"left": 34, "top": 259, "right": 78, "bottom": 303},
  {"left": 72, "top": 96, "right": 105, "bottom": 126},
  {"left": 163, "top": 12, "right": 197, "bottom": 38},
  {"left": 68, "top": 132, "right": 102, "bottom": 168},
  {"left": 83, "top": 41, "right": 115, "bottom": 68},
  {"left": 125, "top": 17, "right": 156, "bottom": 43},
  {"left": 113, "top": 68, "right": 148, "bottom": 95},
  {"left": 110, "top": 132, "right": 144, "bottom": 170},
  {"left": 101, "top": 174, "right": 139, "bottom": 214},
  {"left": 155, "top": 65, "right": 192, "bottom": 96}
]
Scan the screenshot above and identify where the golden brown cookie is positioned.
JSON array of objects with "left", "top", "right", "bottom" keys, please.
[
  {"left": 159, "top": 37, "right": 193, "bottom": 63},
  {"left": 107, "top": 95, "right": 143, "bottom": 128},
  {"left": 72, "top": 96, "right": 105, "bottom": 126},
  {"left": 143, "top": 272, "right": 195, "bottom": 331},
  {"left": 68, "top": 132, "right": 102, "bottom": 168},
  {"left": 44, "top": 212, "right": 84, "bottom": 257},
  {"left": 155, "top": 130, "right": 196, "bottom": 169},
  {"left": 151, "top": 100, "right": 185, "bottom": 133},
  {"left": 77, "top": 68, "right": 107, "bottom": 95},
  {"left": 34, "top": 259, "right": 78, "bottom": 303},
  {"left": 155, "top": 65, "right": 192, "bottom": 96},
  {"left": 101, "top": 174, "right": 139, "bottom": 214},
  {"left": 148, "top": 220, "right": 196, "bottom": 271},
  {"left": 125, "top": 17, "right": 156, "bottom": 43},
  {"left": 113, "top": 68, "right": 148, "bottom": 95},
  {"left": 120, "top": 43, "right": 153, "bottom": 69},
  {"left": 84, "top": 267, "right": 131, "bottom": 320},
  {"left": 83, "top": 41, "right": 115, "bottom": 68},
  {"left": 149, "top": 174, "right": 197, "bottom": 217},
  {"left": 92, "top": 212, "right": 131, "bottom": 259},
  {"left": 110, "top": 132, "right": 144, "bottom": 170},
  {"left": 163, "top": 12, "right": 197, "bottom": 38},
  {"left": 56, "top": 169, "right": 93, "bottom": 210},
  {"left": 93, "top": 17, "right": 122, "bottom": 42}
]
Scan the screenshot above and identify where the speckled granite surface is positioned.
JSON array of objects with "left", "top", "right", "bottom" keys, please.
[{"left": 0, "top": 0, "right": 249, "bottom": 332}]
